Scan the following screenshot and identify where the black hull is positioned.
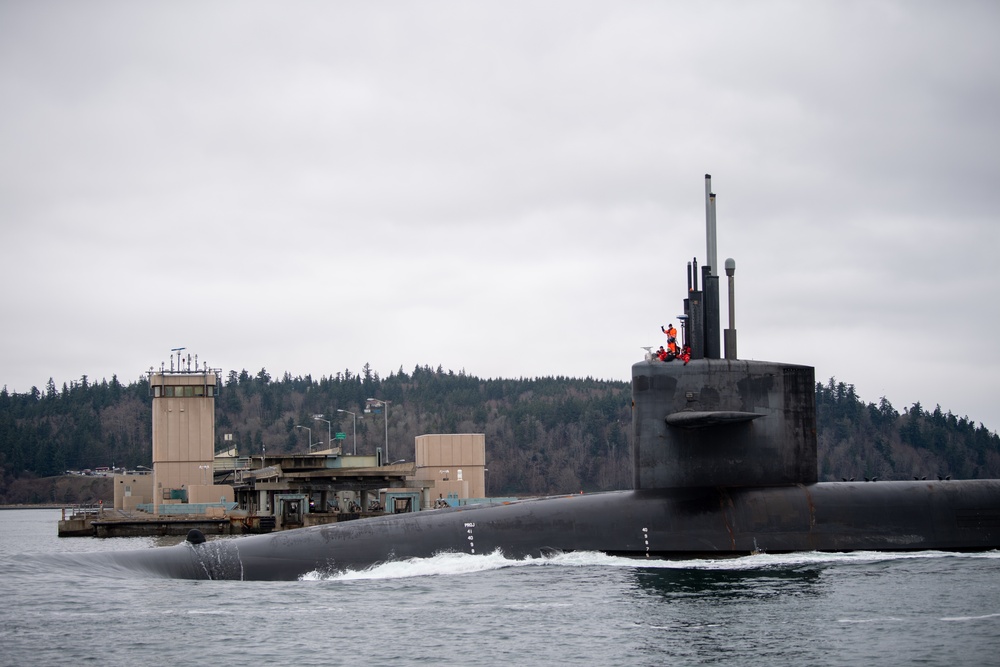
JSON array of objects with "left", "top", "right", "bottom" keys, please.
[{"left": 99, "top": 480, "right": 1000, "bottom": 580}]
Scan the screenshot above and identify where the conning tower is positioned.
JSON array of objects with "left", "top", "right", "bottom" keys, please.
[{"left": 632, "top": 176, "right": 818, "bottom": 489}]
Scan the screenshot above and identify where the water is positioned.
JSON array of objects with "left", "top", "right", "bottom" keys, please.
[{"left": 2, "top": 509, "right": 999, "bottom": 666}]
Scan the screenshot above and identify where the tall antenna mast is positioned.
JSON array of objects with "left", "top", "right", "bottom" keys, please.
[{"left": 705, "top": 174, "right": 718, "bottom": 277}]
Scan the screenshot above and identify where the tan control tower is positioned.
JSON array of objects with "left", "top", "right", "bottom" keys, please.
[{"left": 148, "top": 349, "right": 230, "bottom": 514}]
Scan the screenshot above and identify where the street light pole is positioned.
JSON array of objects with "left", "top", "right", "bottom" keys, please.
[
  {"left": 296, "top": 425, "right": 312, "bottom": 452},
  {"left": 336, "top": 409, "right": 358, "bottom": 455},
  {"left": 313, "top": 415, "right": 331, "bottom": 452},
  {"left": 365, "top": 398, "right": 391, "bottom": 463}
]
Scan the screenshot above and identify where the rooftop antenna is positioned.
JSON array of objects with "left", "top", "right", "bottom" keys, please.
[{"left": 171, "top": 347, "right": 185, "bottom": 374}]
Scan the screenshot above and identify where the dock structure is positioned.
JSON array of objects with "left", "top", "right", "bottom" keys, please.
[
  {"left": 58, "top": 348, "right": 489, "bottom": 537},
  {"left": 226, "top": 452, "right": 423, "bottom": 529},
  {"left": 62, "top": 452, "right": 429, "bottom": 537},
  {"left": 59, "top": 503, "right": 251, "bottom": 538},
  {"left": 57, "top": 505, "right": 104, "bottom": 537}
]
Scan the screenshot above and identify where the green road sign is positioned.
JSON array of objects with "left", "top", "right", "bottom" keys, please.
[{"left": 335, "top": 432, "right": 346, "bottom": 440}]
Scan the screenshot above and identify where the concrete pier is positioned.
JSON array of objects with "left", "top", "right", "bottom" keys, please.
[{"left": 91, "top": 516, "right": 233, "bottom": 538}]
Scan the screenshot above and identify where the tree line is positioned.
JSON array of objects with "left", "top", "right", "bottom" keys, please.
[
  {"left": 815, "top": 377, "right": 1000, "bottom": 481},
  {"left": 2, "top": 367, "right": 998, "bottom": 503}
]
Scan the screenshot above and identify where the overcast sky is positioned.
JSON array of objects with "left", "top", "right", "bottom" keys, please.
[{"left": 2, "top": 1, "right": 999, "bottom": 432}]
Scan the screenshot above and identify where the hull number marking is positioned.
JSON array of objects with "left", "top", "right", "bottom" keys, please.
[{"left": 465, "top": 522, "right": 476, "bottom": 554}]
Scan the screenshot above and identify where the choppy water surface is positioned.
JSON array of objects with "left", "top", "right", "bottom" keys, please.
[{"left": 2, "top": 509, "right": 998, "bottom": 666}]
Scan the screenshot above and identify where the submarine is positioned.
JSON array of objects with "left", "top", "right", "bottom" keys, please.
[{"left": 94, "top": 175, "right": 1000, "bottom": 580}]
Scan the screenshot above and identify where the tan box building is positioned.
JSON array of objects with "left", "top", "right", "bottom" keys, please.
[
  {"left": 414, "top": 433, "right": 486, "bottom": 502},
  {"left": 113, "top": 471, "right": 154, "bottom": 511}
]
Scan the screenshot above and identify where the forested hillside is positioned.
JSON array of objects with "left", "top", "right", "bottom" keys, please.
[
  {"left": 2, "top": 366, "right": 998, "bottom": 504},
  {"left": 815, "top": 378, "right": 1000, "bottom": 481}
]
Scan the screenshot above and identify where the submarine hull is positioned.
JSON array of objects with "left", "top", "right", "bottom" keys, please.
[{"left": 98, "top": 480, "right": 1000, "bottom": 580}]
